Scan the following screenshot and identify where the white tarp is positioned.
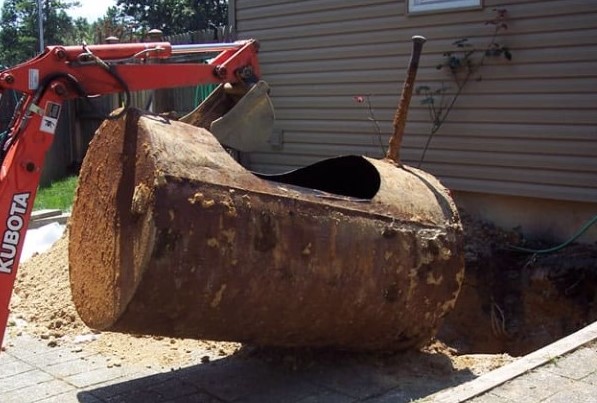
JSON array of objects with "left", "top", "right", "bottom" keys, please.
[{"left": 21, "top": 222, "right": 65, "bottom": 262}]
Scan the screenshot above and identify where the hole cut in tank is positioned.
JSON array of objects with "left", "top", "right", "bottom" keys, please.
[{"left": 255, "top": 155, "right": 381, "bottom": 200}]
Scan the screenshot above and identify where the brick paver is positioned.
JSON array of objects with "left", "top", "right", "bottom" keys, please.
[
  {"left": 1, "top": 325, "right": 595, "bottom": 402},
  {"left": 468, "top": 341, "right": 597, "bottom": 403}
]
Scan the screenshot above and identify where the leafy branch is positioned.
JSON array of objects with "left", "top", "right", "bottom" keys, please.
[{"left": 416, "top": 8, "right": 512, "bottom": 168}]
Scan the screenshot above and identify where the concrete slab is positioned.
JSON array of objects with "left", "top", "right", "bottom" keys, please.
[
  {"left": 487, "top": 371, "right": 573, "bottom": 402},
  {"left": 0, "top": 357, "right": 35, "bottom": 379},
  {"left": 1, "top": 378, "right": 75, "bottom": 403},
  {"left": 544, "top": 344, "right": 597, "bottom": 381},
  {"left": 0, "top": 368, "right": 54, "bottom": 394},
  {"left": 28, "top": 213, "right": 70, "bottom": 229}
]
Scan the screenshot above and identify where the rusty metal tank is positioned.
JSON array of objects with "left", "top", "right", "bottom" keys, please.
[{"left": 68, "top": 108, "right": 464, "bottom": 351}]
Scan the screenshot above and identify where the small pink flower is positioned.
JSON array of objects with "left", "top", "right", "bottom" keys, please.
[{"left": 353, "top": 95, "right": 365, "bottom": 103}]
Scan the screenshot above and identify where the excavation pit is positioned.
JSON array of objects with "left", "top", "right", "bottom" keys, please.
[{"left": 440, "top": 214, "right": 597, "bottom": 356}]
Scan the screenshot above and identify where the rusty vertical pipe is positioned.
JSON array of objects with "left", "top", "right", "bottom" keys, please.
[{"left": 386, "top": 35, "right": 427, "bottom": 163}]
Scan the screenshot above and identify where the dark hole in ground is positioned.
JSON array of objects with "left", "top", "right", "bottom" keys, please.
[
  {"left": 439, "top": 212, "right": 597, "bottom": 356},
  {"left": 255, "top": 155, "right": 381, "bottom": 199}
]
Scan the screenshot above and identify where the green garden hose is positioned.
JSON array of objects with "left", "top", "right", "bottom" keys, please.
[{"left": 506, "top": 215, "right": 597, "bottom": 254}]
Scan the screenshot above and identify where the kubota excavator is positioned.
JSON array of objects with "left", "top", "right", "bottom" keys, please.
[{"left": 0, "top": 39, "right": 274, "bottom": 347}]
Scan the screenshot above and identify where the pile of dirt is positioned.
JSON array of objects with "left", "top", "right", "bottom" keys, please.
[{"left": 9, "top": 235, "right": 86, "bottom": 342}]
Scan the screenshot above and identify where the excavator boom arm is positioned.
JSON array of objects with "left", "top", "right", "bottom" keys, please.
[{"left": 0, "top": 40, "right": 260, "bottom": 96}]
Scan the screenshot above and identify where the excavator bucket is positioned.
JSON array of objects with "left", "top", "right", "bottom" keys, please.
[{"left": 180, "top": 80, "right": 274, "bottom": 152}]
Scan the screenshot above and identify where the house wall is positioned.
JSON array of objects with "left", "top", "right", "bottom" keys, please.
[
  {"left": 231, "top": 0, "right": 597, "bottom": 242},
  {"left": 454, "top": 190, "right": 597, "bottom": 244}
]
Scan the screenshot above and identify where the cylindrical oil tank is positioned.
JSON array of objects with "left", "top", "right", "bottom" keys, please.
[{"left": 69, "top": 108, "right": 464, "bottom": 351}]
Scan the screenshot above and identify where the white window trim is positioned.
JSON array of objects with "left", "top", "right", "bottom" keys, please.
[{"left": 407, "top": 0, "right": 482, "bottom": 14}]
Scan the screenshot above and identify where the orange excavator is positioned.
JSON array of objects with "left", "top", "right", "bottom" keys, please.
[{"left": 0, "top": 39, "right": 273, "bottom": 346}]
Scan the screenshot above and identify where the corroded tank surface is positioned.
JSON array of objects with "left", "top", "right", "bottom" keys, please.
[{"left": 69, "top": 109, "right": 464, "bottom": 351}]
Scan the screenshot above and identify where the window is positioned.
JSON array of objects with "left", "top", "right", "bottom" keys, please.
[{"left": 408, "top": 0, "right": 482, "bottom": 14}]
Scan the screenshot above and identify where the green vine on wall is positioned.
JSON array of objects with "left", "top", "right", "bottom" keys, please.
[{"left": 416, "top": 8, "right": 512, "bottom": 168}]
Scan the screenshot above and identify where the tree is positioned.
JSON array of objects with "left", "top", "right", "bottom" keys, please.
[
  {"left": 69, "top": 17, "right": 93, "bottom": 45},
  {"left": 0, "top": 0, "right": 83, "bottom": 66},
  {"left": 0, "top": 0, "right": 37, "bottom": 65},
  {"left": 116, "top": 0, "right": 228, "bottom": 36},
  {"left": 92, "top": 6, "right": 137, "bottom": 44}
]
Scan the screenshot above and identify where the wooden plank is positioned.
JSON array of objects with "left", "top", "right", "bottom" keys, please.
[
  {"left": 29, "top": 213, "right": 71, "bottom": 229},
  {"left": 426, "top": 322, "right": 597, "bottom": 402},
  {"left": 275, "top": 120, "right": 597, "bottom": 141},
  {"left": 262, "top": 142, "right": 596, "bottom": 172},
  {"left": 278, "top": 118, "right": 597, "bottom": 144},
  {"left": 239, "top": 1, "right": 400, "bottom": 31},
  {"left": 261, "top": 39, "right": 597, "bottom": 66},
  {"left": 271, "top": 93, "right": 597, "bottom": 110},
  {"left": 258, "top": 25, "right": 597, "bottom": 54},
  {"left": 264, "top": 60, "right": 597, "bottom": 85},
  {"left": 271, "top": 77, "right": 597, "bottom": 96},
  {"left": 236, "top": 0, "right": 390, "bottom": 16},
  {"left": 440, "top": 176, "right": 597, "bottom": 202},
  {"left": 262, "top": 48, "right": 597, "bottom": 74},
  {"left": 413, "top": 162, "right": 596, "bottom": 188},
  {"left": 30, "top": 209, "right": 62, "bottom": 220},
  {"left": 280, "top": 130, "right": 597, "bottom": 156},
  {"left": 272, "top": 107, "right": 597, "bottom": 126}
]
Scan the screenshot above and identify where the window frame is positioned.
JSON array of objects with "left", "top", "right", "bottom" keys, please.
[{"left": 407, "top": 0, "right": 482, "bottom": 15}]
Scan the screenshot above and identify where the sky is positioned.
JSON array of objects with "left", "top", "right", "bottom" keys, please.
[
  {"left": 0, "top": 0, "right": 116, "bottom": 23},
  {"left": 66, "top": 0, "right": 116, "bottom": 22}
]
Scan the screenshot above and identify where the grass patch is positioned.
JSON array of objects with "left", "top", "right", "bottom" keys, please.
[{"left": 34, "top": 175, "right": 78, "bottom": 211}]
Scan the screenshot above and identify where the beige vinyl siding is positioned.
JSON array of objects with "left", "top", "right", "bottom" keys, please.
[{"left": 232, "top": 0, "right": 597, "bottom": 203}]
